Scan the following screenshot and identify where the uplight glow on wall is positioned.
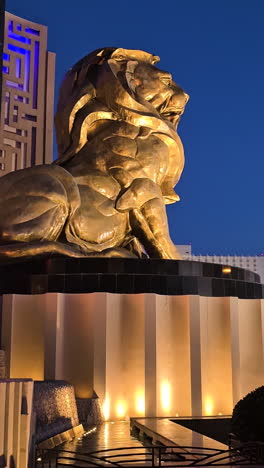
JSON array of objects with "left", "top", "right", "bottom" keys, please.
[
  {"left": 160, "top": 380, "right": 171, "bottom": 413},
  {"left": 116, "top": 400, "right": 127, "bottom": 419},
  {"left": 205, "top": 397, "right": 214, "bottom": 416},
  {"left": 135, "top": 392, "right": 145, "bottom": 415}
]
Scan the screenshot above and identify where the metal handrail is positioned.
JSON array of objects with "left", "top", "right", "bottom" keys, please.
[{"left": 36, "top": 442, "right": 264, "bottom": 467}]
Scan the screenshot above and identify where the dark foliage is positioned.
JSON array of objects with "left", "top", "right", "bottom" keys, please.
[{"left": 232, "top": 386, "right": 264, "bottom": 442}]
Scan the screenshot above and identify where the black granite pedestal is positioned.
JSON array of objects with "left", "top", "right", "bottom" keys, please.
[{"left": 0, "top": 258, "right": 263, "bottom": 298}]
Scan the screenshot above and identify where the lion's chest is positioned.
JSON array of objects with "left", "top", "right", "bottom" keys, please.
[
  {"left": 65, "top": 123, "right": 172, "bottom": 190},
  {"left": 99, "top": 133, "right": 169, "bottom": 184}
]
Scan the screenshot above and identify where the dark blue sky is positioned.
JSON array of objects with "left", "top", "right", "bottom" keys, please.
[{"left": 6, "top": 0, "right": 264, "bottom": 255}]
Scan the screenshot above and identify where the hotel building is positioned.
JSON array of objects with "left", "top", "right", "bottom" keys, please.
[
  {"left": 0, "top": 11, "right": 55, "bottom": 175},
  {"left": 177, "top": 245, "right": 264, "bottom": 284}
]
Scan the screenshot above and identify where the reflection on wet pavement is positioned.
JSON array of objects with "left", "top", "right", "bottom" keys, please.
[
  {"left": 62, "top": 421, "right": 143, "bottom": 453},
  {"left": 56, "top": 421, "right": 148, "bottom": 465}
]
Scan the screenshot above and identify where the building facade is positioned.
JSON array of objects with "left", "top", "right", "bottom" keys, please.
[
  {"left": 177, "top": 245, "right": 264, "bottom": 284},
  {"left": 0, "top": 1, "right": 5, "bottom": 113},
  {"left": 0, "top": 11, "right": 55, "bottom": 175}
]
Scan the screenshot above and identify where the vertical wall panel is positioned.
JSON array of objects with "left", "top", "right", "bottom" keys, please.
[
  {"left": 120, "top": 294, "right": 145, "bottom": 417},
  {"left": 200, "top": 297, "right": 232, "bottom": 415},
  {"left": 62, "top": 294, "right": 95, "bottom": 398},
  {"left": 189, "top": 296, "right": 202, "bottom": 416},
  {"left": 2, "top": 295, "right": 45, "bottom": 380}
]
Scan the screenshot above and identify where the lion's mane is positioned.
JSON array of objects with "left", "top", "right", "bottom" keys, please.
[{"left": 54, "top": 47, "right": 180, "bottom": 166}]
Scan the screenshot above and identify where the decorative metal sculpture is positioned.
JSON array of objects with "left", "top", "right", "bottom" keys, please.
[{"left": 0, "top": 48, "right": 189, "bottom": 260}]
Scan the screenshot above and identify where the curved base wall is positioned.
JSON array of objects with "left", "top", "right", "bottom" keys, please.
[{"left": 1, "top": 292, "right": 264, "bottom": 420}]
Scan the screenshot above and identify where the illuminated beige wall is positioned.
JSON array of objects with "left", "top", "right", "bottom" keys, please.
[
  {"left": 97, "top": 294, "right": 124, "bottom": 420},
  {"left": 2, "top": 295, "right": 45, "bottom": 380},
  {"left": 169, "top": 296, "right": 191, "bottom": 416},
  {"left": 200, "top": 297, "right": 232, "bottom": 416},
  {"left": 61, "top": 294, "right": 94, "bottom": 398},
  {"left": 121, "top": 295, "right": 145, "bottom": 417},
  {"left": 230, "top": 297, "right": 264, "bottom": 406},
  {"left": 0, "top": 379, "right": 33, "bottom": 468},
  {"left": 93, "top": 294, "right": 145, "bottom": 420},
  {"left": 145, "top": 295, "right": 191, "bottom": 418},
  {"left": 2, "top": 293, "right": 264, "bottom": 420}
]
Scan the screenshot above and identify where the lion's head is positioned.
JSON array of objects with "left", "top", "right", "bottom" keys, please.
[{"left": 55, "top": 47, "right": 189, "bottom": 165}]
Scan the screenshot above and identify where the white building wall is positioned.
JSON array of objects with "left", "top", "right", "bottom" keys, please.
[{"left": 177, "top": 245, "right": 264, "bottom": 284}]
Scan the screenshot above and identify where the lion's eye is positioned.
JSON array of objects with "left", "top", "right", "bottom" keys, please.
[{"left": 160, "top": 75, "right": 172, "bottom": 86}]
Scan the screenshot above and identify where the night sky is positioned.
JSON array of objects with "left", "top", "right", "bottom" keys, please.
[{"left": 6, "top": 0, "right": 264, "bottom": 255}]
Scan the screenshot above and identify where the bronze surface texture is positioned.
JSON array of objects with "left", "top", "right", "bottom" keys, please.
[{"left": 0, "top": 47, "right": 189, "bottom": 261}]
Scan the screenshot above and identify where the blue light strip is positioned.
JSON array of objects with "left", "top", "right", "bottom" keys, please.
[
  {"left": 25, "top": 27, "right": 40, "bottom": 36},
  {"left": 6, "top": 80, "right": 23, "bottom": 90},
  {"left": 16, "top": 58, "right": 21, "bottom": 78},
  {"left": 2, "top": 21, "right": 33, "bottom": 94},
  {"left": 33, "top": 41, "right": 39, "bottom": 108},
  {"left": 8, "top": 21, "right": 30, "bottom": 44},
  {"left": 24, "top": 50, "right": 30, "bottom": 92},
  {"left": 7, "top": 44, "right": 27, "bottom": 55},
  {"left": 8, "top": 31, "right": 30, "bottom": 44}
]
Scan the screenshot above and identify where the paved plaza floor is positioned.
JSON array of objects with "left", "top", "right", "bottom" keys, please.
[
  {"left": 56, "top": 421, "right": 147, "bottom": 466},
  {"left": 62, "top": 421, "right": 143, "bottom": 452}
]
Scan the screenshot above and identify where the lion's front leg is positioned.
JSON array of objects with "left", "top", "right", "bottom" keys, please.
[
  {"left": 130, "top": 201, "right": 181, "bottom": 259},
  {"left": 116, "top": 178, "right": 181, "bottom": 259}
]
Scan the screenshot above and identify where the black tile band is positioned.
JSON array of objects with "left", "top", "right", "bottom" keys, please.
[{"left": 0, "top": 258, "right": 262, "bottom": 298}]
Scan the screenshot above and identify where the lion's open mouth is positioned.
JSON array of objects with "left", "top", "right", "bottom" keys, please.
[
  {"left": 157, "top": 96, "right": 184, "bottom": 127},
  {"left": 160, "top": 108, "right": 183, "bottom": 126}
]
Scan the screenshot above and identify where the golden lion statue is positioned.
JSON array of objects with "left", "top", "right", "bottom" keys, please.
[{"left": 0, "top": 47, "right": 189, "bottom": 260}]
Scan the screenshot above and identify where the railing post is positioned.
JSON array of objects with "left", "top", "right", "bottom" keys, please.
[
  {"left": 158, "top": 446, "right": 161, "bottom": 467},
  {"left": 151, "top": 446, "right": 155, "bottom": 467},
  {"left": 151, "top": 446, "right": 160, "bottom": 467}
]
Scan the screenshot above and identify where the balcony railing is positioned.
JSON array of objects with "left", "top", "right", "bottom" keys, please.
[{"left": 36, "top": 442, "right": 264, "bottom": 467}]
